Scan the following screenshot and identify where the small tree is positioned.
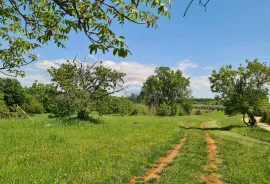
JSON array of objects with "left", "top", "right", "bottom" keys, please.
[
  {"left": 48, "top": 59, "right": 125, "bottom": 119},
  {"left": 209, "top": 59, "right": 270, "bottom": 127}
]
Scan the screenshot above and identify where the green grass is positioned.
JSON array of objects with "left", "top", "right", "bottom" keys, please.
[
  {"left": 216, "top": 115, "right": 270, "bottom": 142},
  {"left": 0, "top": 115, "right": 211, "bottom": 184},
  {"left": 1, "top": 113, "right": 270, "bottom": 183},
  {"left": 211, "top": 130, "right": 270, "bottom": 184},
  {"left": 159, "top": 121, "right": 207, "bottom": 184}
]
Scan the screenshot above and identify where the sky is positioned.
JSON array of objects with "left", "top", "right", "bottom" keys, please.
[{"left": 11, "top": 0, "right": 270, "bottom": 97}]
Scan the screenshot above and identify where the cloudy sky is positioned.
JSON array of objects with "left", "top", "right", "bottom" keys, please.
[{"left": 7, "top": 0, "right": 270, "bottom": 98}]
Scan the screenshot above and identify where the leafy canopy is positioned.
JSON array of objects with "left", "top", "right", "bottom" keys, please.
[
  {"left": 140, "top": 66, "right": 192, "bottom": 114},
  {"left": 1, "top": 0, "right": 172, "bottom": 76},
  {"left": 209, "top": 59, "right": 270, "bottom": 126},
  {"left": 48, "top": 59, "right": 126, "bottom": 118}
]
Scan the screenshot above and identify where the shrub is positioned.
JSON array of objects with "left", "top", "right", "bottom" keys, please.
[
  {"left": 0, "top": 93, "right": 9, "bottom": 118},
  {"left": 261, "top": 110, "right": 270, "bottom": 124},
  {"left": 157, "top": 103, "right": 171, "bottom": 116},
  {"left": 182, "top": 101, "right": 193, "bottom": 115},
  {"left": 130, "top": 104, "right": 149, "bottom": 115},
  {"left": 117, "top": 98, "right": 134, "bottom": 116},
  {"left": 195, "top": 110, "right": 201, "bottom": 115},
  {"left": 0, "top": 93, "right": 8, "bottom": 113},
  {"left": 178, "top": 106, "right": 185, "bottom": 116},
  {"left": 50, "top": 94, "right": 75, "bottom": 118},
  {"left": 170, "top": 104, "right": 179, "bottom": 116},
  {"left": 21, "top": 94, "right": 44, "bottom": 114}
]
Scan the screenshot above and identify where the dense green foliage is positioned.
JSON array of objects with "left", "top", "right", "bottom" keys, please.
[
  {"left": 21, "top": 94, "right": 44, "bottom": 114},
  {"left": 28, "top": 81, "right": 59, "bottom": 113},
  {"left": 0, "top": 78, "right": 25, "bottom": 107},
  {"left": 210, "top": 59, "right": 270, "bottom": 126},
  {"left": 0, "top": 78, "right": 60, "bottom": 116},
  {"left": 48, "top": 60, "right": 126, "bottom": 119},
  {"left": 141, "top": 66, "right": 192, "bottom": 116},
  {"left": 0, "top": 0, "right": 171, "bottom": 76},
  {"left": 193, "top": 98, "right": 221, "bottom": 105}
]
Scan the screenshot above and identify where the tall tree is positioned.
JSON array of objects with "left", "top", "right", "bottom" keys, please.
[
  {"left": 48, "top": 59, "right": 125, "bottom": 119},
  {"left": 209, "top": 59, "right": 270, "bottom": 127},
  {"left": 141, "top": 67, "right": 191, "bottom": 111}
]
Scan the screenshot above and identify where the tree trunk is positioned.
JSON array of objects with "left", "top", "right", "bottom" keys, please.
[
  {"left": 77, "top": 109, "right": 89, "bottom": 120},
  {"left": 242, "top": 113, "right": 257, "bottom": 127},
  {"left": 242, "top": 114, "right": 251, "bottom": 127},
  {"left": 248, "top": 114, "right": 257, "bottom": 127}
]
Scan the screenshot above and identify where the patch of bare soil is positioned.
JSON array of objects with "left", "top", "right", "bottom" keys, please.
[
  {"left": 200, "top": 123, "right": 223, "bottom": 184},
  {"left": 128, "top": 125, "right": 189, "bottom": 184}
]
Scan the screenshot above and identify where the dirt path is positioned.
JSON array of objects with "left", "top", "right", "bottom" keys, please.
[
  {"left": 256, "top": 117, "right": 270, "bottom": 131},
  {"left": 200, "top": 123, "right": 223, "bottom": 184},
  {"left": 128, "top": 125, "right": 189, "bottom": 184}
]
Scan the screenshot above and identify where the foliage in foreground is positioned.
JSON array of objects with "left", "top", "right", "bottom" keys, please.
[{"left": 0, "top": 0, "right": 172, "bottom": 76}]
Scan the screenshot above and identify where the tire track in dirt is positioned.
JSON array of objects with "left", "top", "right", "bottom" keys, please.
[
  {"left": 200, "top": 123, "right": 223, "bottom": 184},
  {"left": 128, "top": 125, "right": 189, "bottom": 184}
]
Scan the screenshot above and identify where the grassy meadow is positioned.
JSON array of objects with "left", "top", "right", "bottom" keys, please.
[{"left": 0, "top": 113, "right": 270, "bottom": 183}]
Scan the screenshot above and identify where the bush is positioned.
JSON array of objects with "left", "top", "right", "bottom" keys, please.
[
  {"left": 21, "top": 94, "right": 44, "bottom": 114},
  {"left": 195, "top": 110, "right": 201, "bottom": 115},
  {"left": 178, "top": 106, "right": 185, "bottom": 116},
  {"left": 0, "top": 93, "right": 8, "bottom": 113},
  {"left": 261, "top": 110, "right": 270, "bottom": 124},
  {"left": 170, "top": 104, "right": 179, "bottom": 116},
  {"left": 117, "top": 98, "right": 134, "bottom": 116},
  {"left": 157, "top": 103, "right": 171, "bottom": 116},
  {"left": 50, "top": 94, "right": 75, "bottom": 118},
  {"left": 0, "top": 93, "right": 9, "bottom": 118},
  {"left": 130, "top": 104, "right": 149, "bottom": 115}
]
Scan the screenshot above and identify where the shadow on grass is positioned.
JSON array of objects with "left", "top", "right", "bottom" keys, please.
[
  {"left": 48, "top": 115, "right": 104, "bottom": 125},
  {"left": 179, "top": 125, "right": 246, "bottom": 132}
]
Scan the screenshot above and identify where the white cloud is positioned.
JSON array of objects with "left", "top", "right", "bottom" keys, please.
[
  {"left": 190, "top": 76, "right": 211, "bottom": 89},
  {"left": 202, "top": 66, "right": 216, "bottom": 71},
  {"left": 102, "top": 61, "right": 156, "bottom": 85},
  {"left": 0, "top": 56, "right": 215, "bottom": 97},
  {"left": 177, "top": 57, "right": 198, "bottom": 70},
  {"left": 36, "top": 59, "right": 67, "bottom": 70},
  {"left": 17, "top": 73, "right": 51, "bottom": 87}
]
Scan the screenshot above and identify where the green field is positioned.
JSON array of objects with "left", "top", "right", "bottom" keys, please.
[{"left": 1, "top": 113, "right": 270, "bottom": 184}]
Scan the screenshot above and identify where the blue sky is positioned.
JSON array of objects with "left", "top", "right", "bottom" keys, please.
[{"left": 14, "top": 0, "right": 270, "bottom": 97}]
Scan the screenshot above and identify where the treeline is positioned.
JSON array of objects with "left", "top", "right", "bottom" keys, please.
[
  {"left": 0, "top": 62, "right": 194, "bottom": 118},
  {"left": 0, "top": 79, "right": 58, "bottom": 117},
  {"left": 0, "top": 78, "right": 192, "bottom": 118},
  {"left": 192, "top": 98, "right": 221, "bottom": 105}
]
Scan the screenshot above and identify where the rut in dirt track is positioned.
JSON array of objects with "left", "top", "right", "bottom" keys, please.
[
  {"left": 200, "top": 123, "right": 223, "bottom": 184},
  {"left": 128, "top": 125, "right": 189, "bottom": 184}
]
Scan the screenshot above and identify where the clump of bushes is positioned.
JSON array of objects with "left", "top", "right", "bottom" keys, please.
[
  {"left": 130, "top": 104, "right": 149, "bottom": 115},
  {"left": 195, "top": 110, "right": 202, "bottom": 115},
  {"left": 261, "top": 110, "right": 270, "bottom": 124},
  {"left": 157, "top": 103, "right": 171, "bottom": 116},
  {"left": 155, "top": 103, "right": 191, "bottom": 117},
  {"left": 50, "top": 94, "right": 75, "bottom": 118},
  {"left": 21, "top": 94, "right": 44, "bottom": 114}
]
